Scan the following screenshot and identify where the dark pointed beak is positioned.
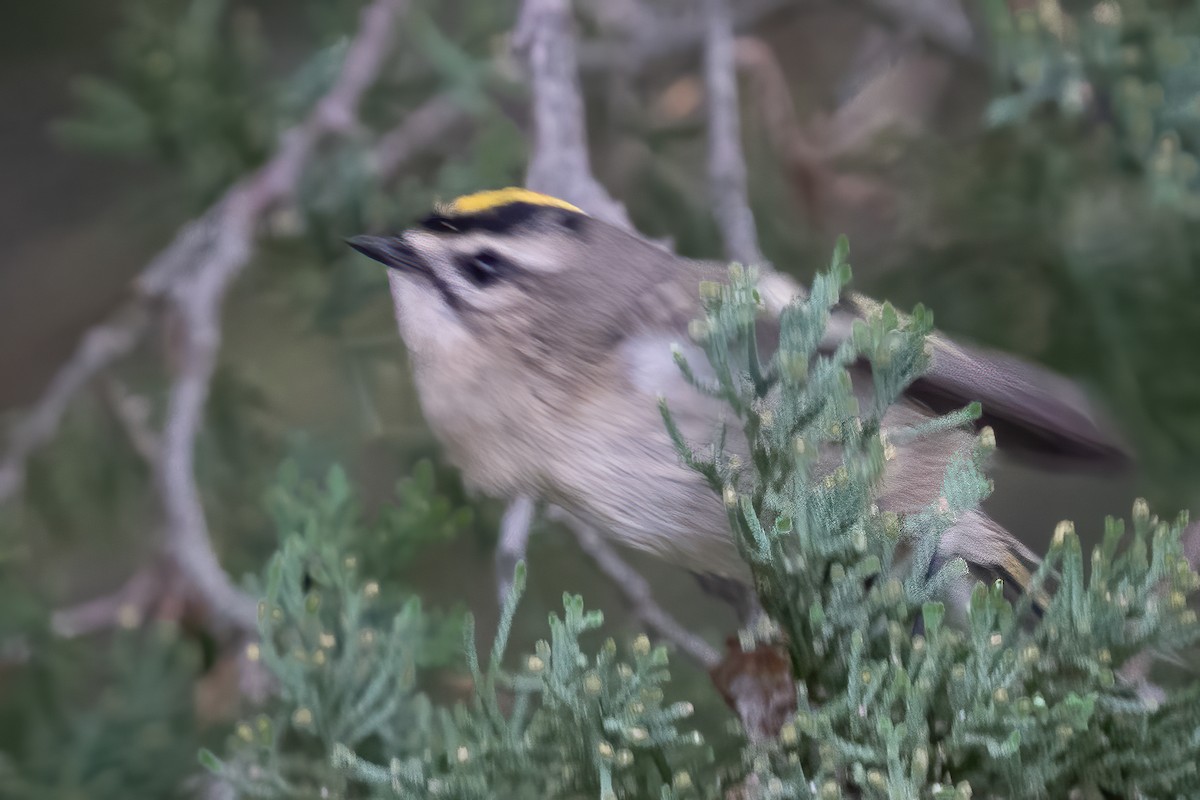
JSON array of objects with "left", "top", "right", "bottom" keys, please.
[{"left": 345, "top": 234, "right": 428, "bottom": 274}]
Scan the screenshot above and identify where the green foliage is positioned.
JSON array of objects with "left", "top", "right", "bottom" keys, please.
[
  {"left": 884, "top": 1, "right": 1200, "bottom": 511},
  {"left": 55, "top": 0, "right": 273, "bottom": 203},
  {"left": 211, "top": 249, "right": 1200, "bottom": 798},
  {"left": 985, "top": 0, "right": 1200, "bottom": 212},
  {"left": 209, "top": 505, "right": 712, "bottom": 798},
  {"left": 341, "top": 577, "right": 710, "bottom": 799},
  {"left": 0, "top": 456, "right": 473, "bottom": 800},
  {"left": 209, "top": 534, "right": 436, "bottom": 797},
  {"left": 0, "top": 626, "right": 209, "bottom": 800},
  {"left": 261, "top": 460, "right": 472, "bottom": 667},
  {"left": 667, "top": 248, "right": 1200, "bottom": 798}
]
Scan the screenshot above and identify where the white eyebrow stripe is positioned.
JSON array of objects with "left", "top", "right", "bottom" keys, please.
[{"left": 441, "top": 231, "right": 566, "bottom": 274}]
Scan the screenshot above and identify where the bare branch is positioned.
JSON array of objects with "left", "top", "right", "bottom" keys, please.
[
  {"left": 853, "top": 0, "right": 980, "bottom": 64},
  {"left": 554, "top": 510, "right": 721, "bottom": 669},
  {"left": 10, "top": 0, "right": 412, "bottom": 646},
  {"left": 51, "top": 564, "right": 166, "bottom": 638},
  {"left": 514, "top": 0, "right": 632, "bottom": 228},
  {"left": 153, "top": 0, "right": 409, "bottom": 638},
  {"left": 703, "top": 0, "right": 765, "bottom": 266},
  {"left": 576, "top": 0, "right": 802, "bottom": 74},
  {"left": 495, "top": 495, "right": 536, "bottom": 605},
  {"left": 0, "top": 306, "right": 152, "bottom": 504},
  {"left": 97, "top": 374, "right": 160, "bottom": 465},
  {"left": 372, "top": 95, "right": 474, "bottom": 180}
]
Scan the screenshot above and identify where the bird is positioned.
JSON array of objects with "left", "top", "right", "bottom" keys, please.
[{"left": 347, "top": 187, "right": 1127, "bottom": 609}]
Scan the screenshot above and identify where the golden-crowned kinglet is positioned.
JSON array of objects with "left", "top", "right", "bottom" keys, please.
[{"left": 348, "top": 188, "right": 1126, "bottom": 602}]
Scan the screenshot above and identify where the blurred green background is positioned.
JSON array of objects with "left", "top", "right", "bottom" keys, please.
[{"left": 1, "top": 0, "right": 1198, "bottom": 796}]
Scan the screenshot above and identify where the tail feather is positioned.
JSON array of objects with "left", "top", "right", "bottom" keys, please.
[{"left": 935, "top": 510, "right": 1049, "bottom": 618}]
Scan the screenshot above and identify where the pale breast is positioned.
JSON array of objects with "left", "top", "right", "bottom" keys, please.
[
  {"left": 542, "top": 388, "right": 745, "bottom": 577},
  {"left": 410, "top": 346, "right": 558, "bottom": 497}
]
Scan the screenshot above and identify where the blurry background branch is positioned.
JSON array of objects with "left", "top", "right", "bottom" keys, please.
[
  {"left": 0, "top": 307, "right": 152, "bottom": 504},
  {"left": 704, "top": 0, "right": 765, "bottom": 266},
  {"left": 853, "top": 0, "right": 980, "bottom": 64},
  {"left": 576, "top": 0, "right": 800, "bottom": 73},
  {"left": 516, "top": 0, "right": 632, "bottom": 227},
  {"left": 152, "top": 0, "right": 408, "bottom": 640},
  {"left": 1, "top": 0, "right": 414, "bottom": 643}
]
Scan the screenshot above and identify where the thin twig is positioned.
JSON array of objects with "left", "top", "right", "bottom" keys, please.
[
  {"left": 495, "top": 495, "right": 536, "bottom": 605},
  {"left": 0, "top": 306, "right": 152, "bottom": 503},
  {"left": 97, "top": 374, "right": 160, "bottom": 465},
  {"left": 514, "top": 0, "right": 632, "bottom": 228},
  {"left": 372, "top": 95, "right": 473, "bottom": 179},
  {"left": 154, "top": 0, "right": 409, "bottom": 638},
  {"left": 576, "top": 0, "right": 802, "bottom": 74},
  {"left": 51, "top": 564, "right": 166, "bottom": 638},
  {"left": 853, "top": 0, "right": 980, "bottom": 64},
  {"left": 703, "top": 0, "right": 765, "bottom": 266},
  {"left": 17, "top": 0, "right": 411, "bottom": 645},
  {"left": 555, "top": 510, "right": 721, "bottom": 669}
]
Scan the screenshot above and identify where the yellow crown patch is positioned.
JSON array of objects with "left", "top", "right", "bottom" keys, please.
[{"left": 445, "top": 187, "right": 585, "bottom": 216}]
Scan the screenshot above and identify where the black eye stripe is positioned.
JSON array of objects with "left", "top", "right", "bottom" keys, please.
[{"left": 457, "top": 249, "right": 512, "bottom": 286}]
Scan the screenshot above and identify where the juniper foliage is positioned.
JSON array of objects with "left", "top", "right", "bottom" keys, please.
[
  {"left": 0, "top": 626, "right": 209, "bottom": 800},
  {"left": 209, "top": 529, "right": 714, "bottom": 799},
  {"left": 899, "top": 0, "right": 1200, "bottom": 512},
  {"left": 673, "top": 249, "right": 1200, "bottom": 798},
  {"left": 209, "top": 245, "right": 1200, "bottom": 798},
  {"left": 7, "top": 1, "right": 1200, "bottom": 797}
]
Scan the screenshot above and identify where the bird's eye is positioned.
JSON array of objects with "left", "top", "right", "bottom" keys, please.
[{"left": 459, "top": 249, "right": 509, "bottom": 287}]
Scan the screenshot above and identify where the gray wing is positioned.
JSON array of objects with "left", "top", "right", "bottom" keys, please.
[
  {"left": 762, "top": 273, "right": 1129, "bottom": 468},
  {"left": 840, "top": 292, "right": 1129, "bottom": 467},
  {"left": 623, "top": 266, "right": 1129, "bottom": 470}
]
